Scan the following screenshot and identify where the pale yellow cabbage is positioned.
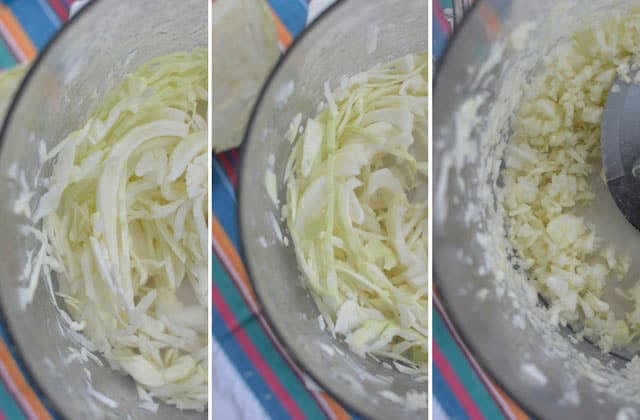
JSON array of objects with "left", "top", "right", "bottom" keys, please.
[
  {"left": 285, "top": 54, "right": 428, "bottom": 375},
  {"left": 25, "top": 50, "right": 208, "bottom": 411},
  {"left": 502, "top": 11, "right": 640, "bottom": 353},
  {"left": 212, "top": 0, "right": 279, "bottom": 152}
]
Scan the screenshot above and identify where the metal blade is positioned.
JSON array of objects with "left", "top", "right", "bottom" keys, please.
[{"left": 601, "top": 75, "right": 640, "bottom": 230}]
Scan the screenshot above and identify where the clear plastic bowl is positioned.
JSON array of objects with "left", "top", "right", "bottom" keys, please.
[
  {"left": 0, "top": 0, "right": 206, "bottom": 418},
  {"left": 238, "top": 1, "right": 428, "bottom": 419}
]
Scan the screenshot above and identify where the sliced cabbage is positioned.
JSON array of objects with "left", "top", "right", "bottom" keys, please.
[
  {"left": 285, "top": 53, "right": 428, "bottom": 375},
  {"left": 24, "top": 50, "right": 207, "bottom": 410}
]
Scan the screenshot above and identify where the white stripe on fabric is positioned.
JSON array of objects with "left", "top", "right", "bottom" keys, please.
[
  {"left": 433, "top": 398, "right": 449, "bottom": 420},
  {"left": 212, "top": 339, "right": 271, "bottom": 420},
  {"left": 35, "top": 0, "right": 61, "bottom": 28},
  {"left": 0, "top": 21, "right": 27, "bottom": 63},
  {"left": 306, "top": 0, "right": 336, "bottom": 25}
]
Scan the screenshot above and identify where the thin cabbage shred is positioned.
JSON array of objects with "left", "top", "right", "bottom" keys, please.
[
  {"left": 285, "top": 53, "right": 428, "bottom": 375},
  {"left": 24, "top": 50, "right": 208, "bottom": 411}
]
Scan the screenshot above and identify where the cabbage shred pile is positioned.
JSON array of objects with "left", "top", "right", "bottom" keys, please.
[
  {"left": 26, "top": 51, "right": 208, "bottom": 410},
  {"left": 502, "top": 11, "right": 640, "bottom": 353},
  {"left": 285, "top": 53, "right": 428, "bottom": 375}
]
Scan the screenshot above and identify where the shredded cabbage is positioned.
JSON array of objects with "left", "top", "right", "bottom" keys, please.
[
  {"left": 285, "top": 53, "right": 428, "bottom": 375},
  {"left": 24, "top": 50, "right": 208, "bottom": 411}
]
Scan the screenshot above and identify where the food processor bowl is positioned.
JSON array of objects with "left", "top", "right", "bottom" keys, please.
[
  {"left": 435, "top": 0, "right": 640, "bottom": 418},
  {"left": 0, "top": 0, "right": 206, "bottom": 418},
  {"left": 238, "top": 0, "right": 428, "bottom": 419}
]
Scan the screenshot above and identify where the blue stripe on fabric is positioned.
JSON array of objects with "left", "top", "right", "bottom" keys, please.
[
  {"left": 433, "top": 10, "right": 449, "bottom": 61},
  {"left": 266, "top": 0, "right": 308, "bottom": 38},
  {"left": 212, "top": 156, "right": 235, "bottom": 203},
  {"left": 35, "top": 0, "right": 62, "bottom": 27},
  {"left": 434, "top": 365, "right": 468, "bottom": 420},
  {"left": 0, "top": 375, "right": 25, "bottom": 420},
  {"left": 8, "top": 0, "right": 59, "bottom": 50},
  {"left": 213, "top": 306, "right": 290, "bottom": 419},
  {"left": 434, "top": 311, "right": 504, "bottom": 419},
  {"left": 0, "top": 324, "right": 11, "bottom": 345},
  {"left": 212, "top": 158, "right": 240, "bottom": 250}
]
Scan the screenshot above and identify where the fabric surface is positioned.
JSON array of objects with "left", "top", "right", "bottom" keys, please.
[
  {"left": 432, "top": 1, "right": 529, "bottom": 419},
  {"left": 0, "top": 2, "right": 71, "bottom": 419},
  {"left": 211, "top": 2, "right": 362, "bottom": 419}
]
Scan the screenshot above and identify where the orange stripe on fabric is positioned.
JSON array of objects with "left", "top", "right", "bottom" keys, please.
[
  {"left": 0, "top": 7, "right": 36, "bottom": 61},
  {"left": 489, "top": 378, "right": 528, "bottom": 420},
  {"left": 268, "top": 8, "right": 293, "bottom": 48},
  {"left": 211, "top": 215, "right": 257, "bottom": 303},
  {"left": 476, "top": 3, "right": 502, "bottom": 41},
  {"left": 0, "top": 340, "right": 51, "bottom": 420},
  {"left": 318, "top": 392, "right": 351, "bottom": 420}
]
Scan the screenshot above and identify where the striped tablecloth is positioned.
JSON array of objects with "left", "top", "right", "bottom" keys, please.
[
  {"left": 432, "top": 1, "right": 528, "bottom": 419},
  {"left": 0, "top": 1, "right": 71, "bottom": 419}
]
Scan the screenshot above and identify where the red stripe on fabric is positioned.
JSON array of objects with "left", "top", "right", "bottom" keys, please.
[
  {"left": 230, "top": 149, "right": 240, "bottom": 163},
  {"left": 213, "top": 285, "right": 307, "bottom": 420},
  {"left": 217, "top": 153, "right": 237, "bottom": 186},
  {"left": 47, "top": 0, "right": 69, "bottom": 21},
  {"left": 434, "top": 2, "right": 451, "bottom": 35},
  {"left": 434, "top": 296, "right": 519, "bottom": 418},
  {"left": 434, "top": 342, "right": 485, "bottom": 419},
  {"left": 212, "top": 244, "right": 334, "bottom": 419},
  {"left": 0, "top": 411, "right": 6, "bottom": 420}
]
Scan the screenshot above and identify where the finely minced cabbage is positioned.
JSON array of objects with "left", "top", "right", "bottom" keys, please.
[
  {"left": 285, "top": 53, "right": 428, "bottom": 375},
  {"left": 502, "top": 11, "right": 640, "bottom": 353},
  {"left": 23, "top": 50, "right": 208, "bottom": 410}
]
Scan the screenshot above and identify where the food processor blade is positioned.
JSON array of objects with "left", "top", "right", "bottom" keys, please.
[{"left": 601, "top": 75, "right": 640, "bottom": 230}]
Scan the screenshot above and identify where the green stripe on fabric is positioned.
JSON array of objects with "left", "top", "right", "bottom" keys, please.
[
  {"left": 213, "top": 253, "right": 255, "bottom": 328},
  {"left": 0, "top": 40, "right": 17, "bottom": 70},
  {"left": 434, "top": 312, "right": 505, "bottom": 419},
  {"left": 0, "top": 378, "right": 26, "bottom": 420},
  {"left": 213, "top": 255, "right": 327, "bottom": 420}
]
